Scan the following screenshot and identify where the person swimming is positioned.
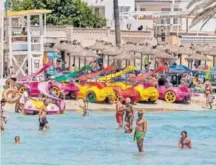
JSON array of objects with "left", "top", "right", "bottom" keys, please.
[
  {"left": 178, "top": 131, "right": 192, "bottom": 149},
  {"left": 134, "top": 110, "right": 147, "bottom": 152},
  {"left": 14, "top": 136, "right": 20, "bottom": 144}
]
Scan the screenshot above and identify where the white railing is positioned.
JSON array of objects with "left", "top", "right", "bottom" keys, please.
[{"left": 181, "top": 36, "right": 216, "bottom": 45}]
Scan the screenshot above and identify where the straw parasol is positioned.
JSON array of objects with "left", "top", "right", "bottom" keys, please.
[
  {"left": 68, "top": 45, "right": 84, "bottom": 57},
  {"left": 152, "top": 52, "right": 176, "bottom": 59},
  {"left": 185, "top": 54, "right": 211, "bottom": 61},
  {"left": 123, "top": 43, "right": 137, "bottom": 52},
  {"left": 88, "top": 40, "right": 110, "bottom": 51},
  {"left": 102, "top": 46, "right": 122, "bottom": 56},
  {"left": 53, "top": 42, "right": 71, "bottom": 51},
  {"left": 114, "top": 51, "right": 141, "bottom": 60}
]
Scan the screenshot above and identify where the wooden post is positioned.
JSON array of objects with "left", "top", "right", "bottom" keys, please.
[
  {"left": 78, "top": 57, "right": 81, "bottom": 69},
  {"left": 73, "top": 57, "right": 75, "bottom": 65},
  {"left": 141, "top": 54, "right": 143, "bottom": 70},
  {"left": 213, "top": 56, "right": 216, "bottom": 67},
  {"left": 84, "top": 58, "right": 87, "bottom": 66},
  {"left": 180, "top": 54, "right": 182, "bottom": 65},
  {"left": 108, "top": 56, "right": 110, "bottom": 66}
]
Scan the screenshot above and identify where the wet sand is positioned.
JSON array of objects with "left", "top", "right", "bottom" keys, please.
[{"left": 2, "top": 93, "right": 208, "bottom": 112}]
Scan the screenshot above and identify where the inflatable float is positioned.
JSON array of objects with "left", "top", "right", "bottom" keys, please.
[{"left": 16, "top": 81, "right": 66, "bottom": 115}]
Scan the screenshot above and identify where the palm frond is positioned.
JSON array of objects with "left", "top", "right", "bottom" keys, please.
[
  {"left": 187, "top": 0, "right": 208, "bottom": 9},
  {"left": 188, "top": 0, "right": 216, "bottom": 29},
  {"left": 189, "top": 0, "right": 215, "bottom": 16}
]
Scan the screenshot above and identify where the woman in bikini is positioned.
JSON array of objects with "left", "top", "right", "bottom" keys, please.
[
  {"left": 38, "top": 99, "right": 49, "bottom": 131},
  {"left": 124, "top": 98, "right": 134, "bottom": 133},
  {"left": 115, "top": 97, "right": 125, "bottom": 129},
  {"left": 178, "top": 131, "right": 192, "bottom": 149}
]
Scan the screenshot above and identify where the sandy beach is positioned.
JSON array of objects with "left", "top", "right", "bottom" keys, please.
[{"left": 2, "top": 91, "right": 211, "bottom": 113}]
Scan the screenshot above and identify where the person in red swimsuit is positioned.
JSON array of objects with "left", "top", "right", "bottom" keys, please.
[
  {"left": 178, "top": 131, "right": 192, "bottom": 149},
  {"left": 115, "top": 97, "right": 125, "bottom": 129}
]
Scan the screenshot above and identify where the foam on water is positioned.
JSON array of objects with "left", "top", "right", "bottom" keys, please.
[{"left": 1, "top": 111, "right": 216, "bottom": 165}]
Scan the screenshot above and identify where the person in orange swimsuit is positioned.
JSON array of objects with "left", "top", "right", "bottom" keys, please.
[{"left": 115, "top": 97, "right": 125, "bottom": 129}]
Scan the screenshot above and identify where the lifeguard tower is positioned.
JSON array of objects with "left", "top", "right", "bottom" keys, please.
[{"left": 6, "top": 10, "right": 51, "bottom": 77}]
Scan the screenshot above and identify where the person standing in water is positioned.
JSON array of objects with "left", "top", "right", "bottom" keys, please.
[
  {"left": 178, "top": 131, "right": 192, "bottom": 149},
  {"left": 79, "top": 98, "right": 89, "bottom": 116},
  {"left": 38, "top": 99, "right": 49, "bottom": 130},
  {"left": 0, "top": 99, "right": 7, "bottom": 131},
  {"left": 124, "top": 98, "right": 134, "bottom": 133},
  {"left": 134, "top": 110, "right": 147, "bottom": 152},
  {"left": 18, "top": 88, "right": 30, "bottom": 113},
  {"left": 115, "top": 97, "right": 125, "bottom": 129}
]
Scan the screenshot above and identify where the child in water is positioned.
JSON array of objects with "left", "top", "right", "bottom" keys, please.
[{"left": 79, "top": 98, "right": 89, "bottom": 116}]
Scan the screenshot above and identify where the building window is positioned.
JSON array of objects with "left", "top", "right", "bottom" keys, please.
[
  {"left": 95, "top": 7, "right": 100, "bottom": 14},
  {"left": 140, "top": 8, "right": 145, "bottom": 11},
  {"left": 119, "top": 6, "right": 130, "bottom": 13}
]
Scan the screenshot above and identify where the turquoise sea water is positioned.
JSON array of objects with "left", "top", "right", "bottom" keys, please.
[{"left": 1, "top": 111, "right": 216, "bottom": 165}]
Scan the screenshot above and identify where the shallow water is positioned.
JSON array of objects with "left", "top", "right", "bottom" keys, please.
[{"left": 1, "top": 111, "right": 216, "bottom": 165}]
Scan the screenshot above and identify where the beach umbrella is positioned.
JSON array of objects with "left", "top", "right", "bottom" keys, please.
[
  {"left": 44, "top": 47, "right": 55, "bottom": 52},
  {"left": 169, "top": 65, "right": 191, "bottom": 73},
  {"left": 53, "top": 42, "right": 71, "bottom": 51},
  {"left": 102, "top": 46, "right": 121, "bottom": 56},
  {"left": 113, "top": 51, "right": 140, "bottom": 66},
  {"left": 79, "top": 49, "right": 99, "bottom": 58},
  {"left": 88, "top": 40, "right": 109, "bottom": 51},
  {"left": 185, "top": 54, "right": 211, "bottom": 61},
  {"left": 123, "top": 43, "right": 137, "bottom": 52},
  {"left": 151, "top": 50, "right": 176, "bottom": 59},
  {"left": 67, "top": 45, "right": 84, "bottom": 57},
  {"left": 47, "top": 52, "right": 60, "bottom": 59}
]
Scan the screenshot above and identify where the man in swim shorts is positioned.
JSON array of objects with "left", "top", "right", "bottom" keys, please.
[
  {"left": 134, "top": 110, "right": 147, "bottom": 152},
  {"left": 0, "top": 99, "right": 7, "bottom": 131}
]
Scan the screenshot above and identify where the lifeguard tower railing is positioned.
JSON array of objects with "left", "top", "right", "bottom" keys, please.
[{"left": 5, "top": 10, "right": 51, "bottom": 77}]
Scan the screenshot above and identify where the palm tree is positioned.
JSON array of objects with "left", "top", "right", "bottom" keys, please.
[
  {"left": 113, "top": 0, "right": 121, "bottom": 47},
  {"left": 187, "top": 0, "right": 216, "bottom": 30}
]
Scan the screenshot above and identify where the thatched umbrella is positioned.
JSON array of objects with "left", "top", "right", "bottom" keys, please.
[
  {"left": 88, "top": 40, "right": 109, "bottom": 52},
  {"left": 152, "top": 52, "right": 176, "bottom": 59},
  {"left": 123, "top": 43, "right": 137, "bottom": 52},
  {"left": 185, "top": 54, "right": 211, "bottom": 69},
  {"left": 113, "top": 51, "right": 140, "bottom": 66},
  {"left": 185, "top": 54, "right": 211, "bottom": 61},
  {"left": 102, "top": 46, "right": 122, "bottom": 65},
  {"left": 53, "top": 42, "right": 71, "bottom": 51}
]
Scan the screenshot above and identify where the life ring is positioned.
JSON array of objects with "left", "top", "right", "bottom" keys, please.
[{"left": 3, "top": 89, "right": 21, "bottom": 104}]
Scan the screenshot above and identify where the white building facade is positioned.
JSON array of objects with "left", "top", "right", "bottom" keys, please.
[
  {"left": 85, "top": 0, "right": 216, "bottom": 33},
  {"left": 135, "top": 0, "right": 216, "bottom": 33},
  {"left": 85, "top": 0, "right": 135, "bottom": 28}
]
